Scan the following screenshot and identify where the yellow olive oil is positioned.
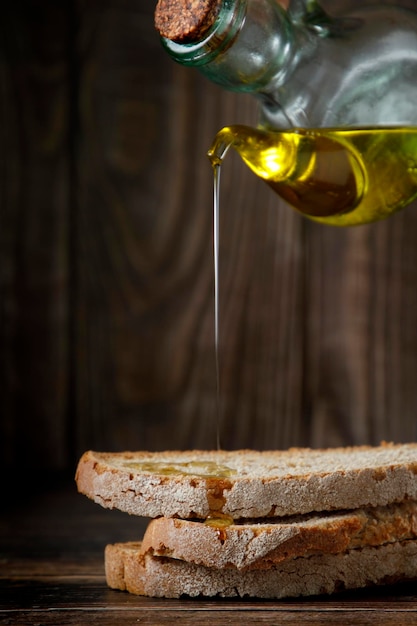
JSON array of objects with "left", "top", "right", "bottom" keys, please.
[
  {"left": 208, "top": 125, "right": 417, "bottom": 226},
  {"left": 204, "top": 513, "right": 234, "bottom": 528},
  {"left": 122, "top": 460, "right": 236, "bottom": 478}
]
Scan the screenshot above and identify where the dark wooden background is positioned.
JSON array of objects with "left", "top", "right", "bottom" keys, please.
[{"left": 1, "top": 0, "right": 417, "bottom": 478}]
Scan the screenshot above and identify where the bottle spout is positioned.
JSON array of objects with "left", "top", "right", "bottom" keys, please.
[
  {"left": 208, "top": 125, "right": 298, "bottom": 179},
  {"left": 208, "top": 125, "right": 366, "bottom": 219},
  {"left": 207, "top": 127, "right": 239, "bottom": 166}
]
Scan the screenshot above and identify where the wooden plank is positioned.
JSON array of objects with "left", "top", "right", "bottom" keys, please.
[
  {"left": 3, "top": 578, "right": 417, "bottom": 607},
  {"left": 2, "top": 580, "right": 417, "bottom": 625},
  {"left": 2, "top": 608, "right": 417, "bottom": 626},
  {"left": 0, "top": 1, "right": 71, "bottom": 470},
  {"left": 305, "top": 209, "right": 417, "bottom": 447}
]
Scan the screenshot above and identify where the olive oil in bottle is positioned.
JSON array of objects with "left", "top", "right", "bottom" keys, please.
[{"left": 208, "top": 126, "right": 417, "bottom": 226}]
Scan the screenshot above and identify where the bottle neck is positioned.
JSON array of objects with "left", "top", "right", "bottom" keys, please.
[{"left": 161, "top": 0, "right": 299, "bottom": 93}]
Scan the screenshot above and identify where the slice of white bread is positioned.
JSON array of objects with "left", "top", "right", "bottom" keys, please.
[
  {"left": 140, "top": 501, "right": 417, "bottom": 569},
  {"left": 105, "top": 539, "right": 417, "bottom": 598},
  {"left": 76, "top": 443, "right": 417, "bottom": 519}
]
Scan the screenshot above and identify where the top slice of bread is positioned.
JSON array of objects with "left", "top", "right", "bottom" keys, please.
[{"left": 75, "top": 443, "right": 417, "bottom": 519}]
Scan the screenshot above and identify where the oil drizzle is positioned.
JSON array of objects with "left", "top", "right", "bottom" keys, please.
[
  {"left": 213, "top": 161, "right": 221, "bottom": 451},
  {"left": 204, "top": 512, "right": 234, "bottom": 543}
]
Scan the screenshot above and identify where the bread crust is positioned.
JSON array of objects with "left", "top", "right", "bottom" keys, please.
[
  {"left": 75, "top": 444, "right": 417, "bottom": 519},
  {"left": 105, "top": 539, "right": 417, "bottom": 598},
  {"left": 140, "top": 501, "right": 417, "bottom": 569}
]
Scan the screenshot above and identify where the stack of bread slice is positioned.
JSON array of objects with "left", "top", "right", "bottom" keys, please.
[{"left": 76, "top": 442, "right": 417, "bottom": 599}]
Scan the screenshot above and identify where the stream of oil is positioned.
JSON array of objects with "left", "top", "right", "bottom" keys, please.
[{"left": 213, "top": 162, "right": 222, "bottom": 450}]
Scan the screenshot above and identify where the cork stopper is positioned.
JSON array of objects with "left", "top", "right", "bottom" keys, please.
[{"left": 155, "top": 0, "right": 223, "bottom": 43}]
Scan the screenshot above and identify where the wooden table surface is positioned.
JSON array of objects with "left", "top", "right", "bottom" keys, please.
[{"left": 1, "top": 476, "right": 417, "bottom": 625}]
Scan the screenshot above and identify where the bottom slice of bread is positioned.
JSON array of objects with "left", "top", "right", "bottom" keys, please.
[{"left": 105, "top": 539, "right": 417, "bottom": 599}]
